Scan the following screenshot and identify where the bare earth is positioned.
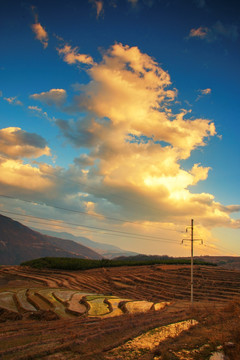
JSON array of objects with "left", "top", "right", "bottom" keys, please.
[{"left": 0, "top": 264, "right": 240, "bottom": 359}]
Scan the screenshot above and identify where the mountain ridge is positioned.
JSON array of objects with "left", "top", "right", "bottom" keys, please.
[
  {"left": 32, "top": 228, "right": 138, "bottom": 259},
  {"left": 0, "top": 214, "right": 102, "bottom": 265}
]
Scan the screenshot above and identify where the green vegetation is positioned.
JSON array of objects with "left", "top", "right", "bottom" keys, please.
[{"left": 20, "top": 257, "right": 216, "bottom": 270}]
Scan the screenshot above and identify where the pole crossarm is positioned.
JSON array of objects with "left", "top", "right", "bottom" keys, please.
[{"left": 182, "top": 238, "right": 203, "bottom": 243}]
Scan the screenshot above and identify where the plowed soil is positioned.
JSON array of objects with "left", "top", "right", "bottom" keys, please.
[{"left": 0, "top": 264, "right": 240, "bottom": 359}]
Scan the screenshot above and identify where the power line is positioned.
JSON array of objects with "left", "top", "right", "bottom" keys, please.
[
  {"left": 39, "top": 167, "right": 183, "bottom": 232},
  {"left": 0, "top": 210, "right": 180, "bottom": 244},
  {"left": 0, "top": 194, "right": 180, "bottom": 233},
  {"left": 1, "top": 199, "right": 238, "bottom": 255},
  {"left": 183, "top": 219, "right": 240, "bottom": 257},
  {"left": 203, "top": 243, "right": 240, "bottom": 257},
  {"left": 40, "top": 167, "right": 162, "bottom": 211}
]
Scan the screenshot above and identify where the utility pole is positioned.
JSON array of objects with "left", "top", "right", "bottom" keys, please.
[
  {"left": 182, "top": 219, "right": 202, "bottom": 306},
  {"left": 190, "top": 218, "right": 194, "bottom": 305}
]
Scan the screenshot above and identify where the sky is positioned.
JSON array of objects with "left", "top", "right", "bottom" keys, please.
[{"left": 0, "top": 0, "right": 240, "bottom": 257}]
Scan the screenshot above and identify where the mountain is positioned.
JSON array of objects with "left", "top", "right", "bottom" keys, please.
[
  {"left": 0, "top": 214, "right": 102, "bottom": 265},
  {"left": 33, "top": 229, "right": 138, "bottom": 259}
]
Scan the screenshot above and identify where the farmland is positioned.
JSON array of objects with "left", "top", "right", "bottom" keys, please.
[{"left": 0, "top": 264, "right": 240, "bottom": 359}]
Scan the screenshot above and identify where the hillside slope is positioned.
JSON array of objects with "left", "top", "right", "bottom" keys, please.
[
  {"left": 0, "top": 214, "right": 102, "bottom": 265},
  {"left": 35, "top": 228, "right": 138, "bottom": 259}
]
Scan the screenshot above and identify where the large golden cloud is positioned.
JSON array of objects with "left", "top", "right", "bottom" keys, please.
[{"left": 57, "top": 43, "right": 239, "bottom": 230}]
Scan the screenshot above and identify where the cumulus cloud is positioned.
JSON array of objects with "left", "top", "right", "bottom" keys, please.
[
  {"left": 0, "top": 158, "right": 53, "bottom": 193},
  {"left": 4, "top": 96, "right": 23, "bottom": 106},
  {"left": 74, "top": 154, "right": 95, "bottom": 167},
  {"left": 189, "top": 22, "right": 238, "bottom": 42},
  {"left": 0, "top": 127, "right": 51, "bottom": 159},
  {"left": 57, "top": 44, "right": 94, "bottom": 65},
  {"left": 30, "top": 89, "right": 66, "bottom": 106},
  {"left": 54, "top": 42, "right": 239, "bottom": 231},
  {"left": 1, "top": 42, "right": 237, "bottom": 253}
]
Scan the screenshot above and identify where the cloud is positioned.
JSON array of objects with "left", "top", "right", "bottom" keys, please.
[
  {"left": 0, "top": 127, "right": 51, "bottom": 159},
  {"left": 196, "top": 88, "right": 212, "bottom": 101},
  {"left": 30, "top": 89, "right": 66, "bottom": 106},
  {"left": 74, "top": 154, "right": 95, "bottom": 167},
  {"left": 89, "top": 0, "right": 104, "bottom": 18},
  {"left": 31, "top": 22, "right": 48, "bottom": 49},
  {"left": 189, "top": 27, "right": 209, "bottom": 39},
  {"left": 57, "top": 45, "right": 94, "bottom": 65},
  {"left": 0, "top": 127, "right": 58, "bottom": 206},
  {"left": 0, "top": 42, "right": 237, "bottom": 255},
  {"left": 28, "top": 105, "right": 55, "bottom": 122},
  {"left": 0, "top": 158, "right": 53, "bottom": 194},
  {"left": 200, "top": 88, "right": 211, "bottom": 95},
  {"left": 4, "top": 96, "right": 23, "bottom": 106},
  {"left": 55, "top": 42, "right": 239, "bottom": 231},
  {"left": 189, "top": 22, "right": 238, "bottom": 42}
]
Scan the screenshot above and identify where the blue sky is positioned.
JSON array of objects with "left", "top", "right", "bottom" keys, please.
[{"left": 0, "top": 0, "right": 239, "bottom": 256}]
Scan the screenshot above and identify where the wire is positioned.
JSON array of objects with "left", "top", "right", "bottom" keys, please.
[
  {"left": 0, "top": 194, "right": 180, "bottom": 233},
  {"left": 204, "top": 242, "right": 240, "bottom": 257},
  {"left": 0, "top": 210, "right": 180, "bottom": 244},
  {"left": 38, "top": 168, "right": 183, "bottom": 232}
]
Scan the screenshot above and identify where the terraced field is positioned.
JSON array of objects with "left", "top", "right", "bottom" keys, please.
[
  {"left": 0, "top": 287, "right": 169, "bottom": 319},
  {"left": 0, "top": 264, "right": 240, "bottom": 359},
  {"left": 1, "top": 264, "right": 240, "bottom": 303}
]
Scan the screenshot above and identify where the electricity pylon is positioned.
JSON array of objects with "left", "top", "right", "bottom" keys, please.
[{"left": 182, "top": 219, "right": 203, "bottom": 305}]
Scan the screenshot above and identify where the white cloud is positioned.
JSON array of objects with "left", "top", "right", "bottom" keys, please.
[
  {"left": 57, "top": 44, "right": 94, "bottom": 65},
  {"left": 0, "top": 158, "right": 53, "bottom": 193},
  {"left": 1, "top": 42, "right": 238, "bottom": 256},
  {"left": 55, "top": 42, "right": 239, "bottom": 231},
  {"left": 30, "top": 89, "right": 66, "bottom": 106}
]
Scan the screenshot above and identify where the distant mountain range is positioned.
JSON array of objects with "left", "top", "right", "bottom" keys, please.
[
  {"left": 33, "top": 228, "right": 138, "bottom": 259},
  {"left": 0, "top": 214, "right": 102, "bottom": 265}
]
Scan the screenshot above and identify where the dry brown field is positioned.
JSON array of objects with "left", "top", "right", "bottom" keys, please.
[{"left": 0, "top": 264, "right": 240, "bottom": 359}]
